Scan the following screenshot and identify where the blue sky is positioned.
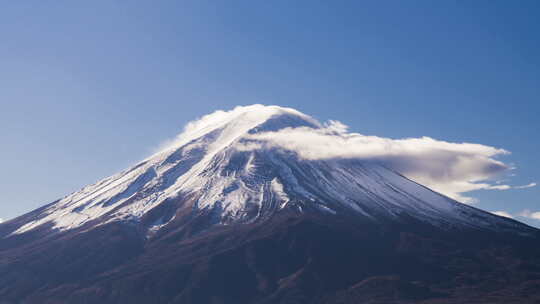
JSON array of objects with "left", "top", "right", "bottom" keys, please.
[{"left": 1, "top": 1, "right": 539, "bottom": 226}]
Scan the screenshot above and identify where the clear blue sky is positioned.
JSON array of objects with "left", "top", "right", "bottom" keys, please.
[{"left": 1, "top": 1, "right": 539, "bottom": 226}]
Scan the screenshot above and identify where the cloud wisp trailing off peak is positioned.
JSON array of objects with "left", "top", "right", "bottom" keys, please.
[
  {"left": 515, "top": 182, "right": 537, "bottom": 189},
  {"left": 491, "top": 211, "right": 514, "bottom": 219},
  {"left": 519, "top": 210, "right": 540, "bottom": 220},
  {"left": 492, "top": 210, "right": 540, "bottom": 221},
  {"left": 239, "top": 119, "right": 526, "bottom": 204}
]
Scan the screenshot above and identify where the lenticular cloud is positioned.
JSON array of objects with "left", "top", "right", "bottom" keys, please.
[{"left": 241, "top": 119, "right": 514, "bottom": 203}]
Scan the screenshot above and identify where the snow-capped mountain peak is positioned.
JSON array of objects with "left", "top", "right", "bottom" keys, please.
[
  {"left": 155, "top": 104, "right": 320, "bottom": 155},
  {"left": 12, "top": 105, "right": 527, "bottom": 235}
]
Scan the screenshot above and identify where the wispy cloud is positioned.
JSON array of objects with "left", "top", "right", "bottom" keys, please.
[
  {"left": 490, "top": 209, "right": 540, "bottom": 221},
  {"left": 515, "top": 182, "right": 537, "bottom": 189},
  {"left": 519, "top": 210, "right": 540, "bottom": 220},
  {"left": 491, "top": 211, "right": 514, "bottom": 219},
  {"left": 241, "top": 120, "right": 521, "bottom": 203}
]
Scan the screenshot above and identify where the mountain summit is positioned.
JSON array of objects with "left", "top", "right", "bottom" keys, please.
[
  {"left": 9, "top": 105, "right": 529, "bottom": 236},
  {"left": 1, "top": 105, "right": 539, "bottom": 304}
]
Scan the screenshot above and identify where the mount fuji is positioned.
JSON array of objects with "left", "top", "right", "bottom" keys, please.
[{"left": 1, "top": 105, "right": 539, "bottom": 304}]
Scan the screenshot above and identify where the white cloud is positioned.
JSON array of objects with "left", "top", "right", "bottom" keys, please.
[
  {"left": 0, "top": 218, "right": 3, "bottom": 223},
  {"left": 241, "top": 120, "right": 516, "bottom": 203},
  {"left": 519, "top": 210, "right": 540, "bottom": 220},
  {"left": 515, "top": 182, "right": 537, "bottom": 189},
  {"left": 491, "top": 211, "right": 514, "bottom": 218}
]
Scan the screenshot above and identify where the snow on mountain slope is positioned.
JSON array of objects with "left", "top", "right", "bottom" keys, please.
[{"left": 12, "top": 105, "right": 526, "bottom": 235}]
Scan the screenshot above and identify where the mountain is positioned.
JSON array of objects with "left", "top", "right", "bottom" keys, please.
[{"left": 1, "top": 105, "right": 539, "bottom": 304}]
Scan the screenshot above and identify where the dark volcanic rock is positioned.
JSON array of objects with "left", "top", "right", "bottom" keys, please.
[{"left": 1, "top": 209, "right": 539, "bottom": 304}]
